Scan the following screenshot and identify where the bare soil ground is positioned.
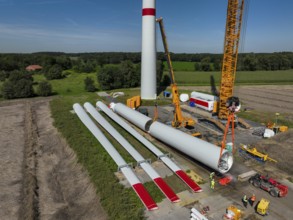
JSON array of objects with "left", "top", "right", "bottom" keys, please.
[
  {"left": 0, "top": 98, "right": 107, "bottom": 220},
  {"left": 180, "top": 85, "right": 293, "bottom": 175},
  {"left": 253, "top": 130, "right": 293, "bottom": 176},
  {"left": 181, "top": 85, "right": 293, "bottom": 114}
]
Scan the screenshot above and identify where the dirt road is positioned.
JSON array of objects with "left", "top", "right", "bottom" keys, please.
[
  {"left": 0, "top": 103, "right": 25, "bottom": 219},
  {"left": 0, "top": 98, "right": 107, "bottom": 220}
]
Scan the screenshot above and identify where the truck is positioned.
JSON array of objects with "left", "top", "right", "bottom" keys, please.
[{"left": 249, "top": 173, "right": 288, "bottom": 197}]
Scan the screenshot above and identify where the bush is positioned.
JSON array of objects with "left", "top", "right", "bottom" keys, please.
[
  {"left": 97, "top": 66, "right": 122, "bottom": 90},
  {"left": 44, "top": 64, "right": 63, "bottom": 80},
  {"left": 9, "top": 70, "right": 32, "bottom": 82},
  {"left": 120, "top": 60, "right": 140, "bottom": 88},
  {"left": 97, "top": 61, "right": 140, "bottom": 90},
  {"left": 14, "top": 79, "right": 34, "bottom": 98},
  {"left": 2, "top": 81, "right": 14, "bottom": 99},
  {"left": 37, "top": 81, "right": 52, "bottom": 96},
  {"left": 84, "top": 77, "right": 96, "bottom": 92},
  {"left": 2, "top": 70, "right": 34, "bottom": 99}
]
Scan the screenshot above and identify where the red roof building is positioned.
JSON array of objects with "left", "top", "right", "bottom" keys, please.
[{"left": 26, "top": 65, "right": 43, "bottom": 71}]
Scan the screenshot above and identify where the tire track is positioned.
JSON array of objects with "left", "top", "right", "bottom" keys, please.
[
  {"left": 239, "top": 88, "right": 293, "bottom": 98},
  {"left": 19, "top": 101, "right": 40, "bottom": 220},
  {"left": 237, "top": 90, "right": 293, "bottom": 104},
  {"left": 0, "top": 103, "right": 25, "bottom": 220},
  {"left": 238, "top": 95, "right": 293, "bottom": 112},
  {"left": 35, "top": 100, "right": 107, "bottom": 220},
  {"left": 0, "top": 99, "right": 107, "bottom": 220}
]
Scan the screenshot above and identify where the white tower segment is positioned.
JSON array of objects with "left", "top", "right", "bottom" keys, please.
[{"left": 141, "top": 0, "right": 157, "bottom": 100}]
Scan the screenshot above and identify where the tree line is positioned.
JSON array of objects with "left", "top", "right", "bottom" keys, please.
[
  {"left": 0, "top": 52, "right": 292, "bottom": 100},
  {"left": 1, "top": 52, "right": 293, "bottom": 73}
]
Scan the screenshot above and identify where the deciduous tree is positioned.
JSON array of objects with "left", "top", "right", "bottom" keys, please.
[
  {"left": 84, "top": 77, "right": 96, "bottom": 92},
  {"left": 37, "top": 81, "right": 52, "bottom": 96}
]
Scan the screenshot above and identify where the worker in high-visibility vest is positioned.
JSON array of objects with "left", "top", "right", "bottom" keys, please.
[
  {"left": 210, "top": 178, "right": 215, "bottom": 190},
  {"left": 242, "top": 194, "right": 248, "bottom": 208},
  {"left": 209, "top": 172, "right": 215, "bottom": 180},
  {"left": 249, "top": 194, "right": 256, "bottom": 207}
]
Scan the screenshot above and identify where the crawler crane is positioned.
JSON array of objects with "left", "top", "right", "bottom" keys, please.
[
  {"left": 218, "top": 0, "right": 244, "bottom": 120},
  {"left": 218, "top": 0, "right": 246, "bottom": 161},
  {"left": 156, "top": 17, "right": 194, "bottom": 128},
  {"left": 200, "top": 0, "right": 250, "bottom": 134}
]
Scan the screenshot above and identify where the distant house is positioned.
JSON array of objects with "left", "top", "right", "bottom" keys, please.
[{"left": 26, "top": 65, "right": 43, "bottom": 71}]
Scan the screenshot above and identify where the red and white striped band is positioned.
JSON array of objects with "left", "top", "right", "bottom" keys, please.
[{"left": 142, "top": 8, "right": 156, "bottom": 16}]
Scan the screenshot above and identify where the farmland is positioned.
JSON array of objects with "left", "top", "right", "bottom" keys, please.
[
  {"left": 1, "top": 60, "right": 293, "bottom": 219},
  {"left": 164, "top": 61, "right": 196, "bottom": 72},
  {"left": 172, "top": 69, "right": 293, "bottom": 85}
]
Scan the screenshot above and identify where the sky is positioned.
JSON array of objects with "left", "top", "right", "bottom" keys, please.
[{"left": 0, "top": 0, "right": 292, "bottom": 53}]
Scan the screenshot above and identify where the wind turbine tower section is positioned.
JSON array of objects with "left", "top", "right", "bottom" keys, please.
[{"left": 141, "top": 0, "right": 157, "bottom": 100}]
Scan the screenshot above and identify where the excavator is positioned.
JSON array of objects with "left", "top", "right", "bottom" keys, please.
[{"left": 156, "top": 17, "right": 194, "bottom": 128}]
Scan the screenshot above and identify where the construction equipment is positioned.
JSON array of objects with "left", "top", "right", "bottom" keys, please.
[
  {"left": 217, "top": 0, "right": 246, "bottom": 164},
  {"left": 156, "top": 17, "right": 194, "bottom": 128},
  {"left": 219, "top": 174, "right": 233, "bottom": 186},
  {"left": 239, "top": 144, "right": 277, "bottom": 163},
  {"left": 218, "top": 96, "right": 240, "bottom": 164},
  {"left": 256, "top": 198, "right": 270, "bottom": 216},
  {"left": 126, "top": 96, "right": 141, "bottom": 109},
  {"left": 267, "top": 121, "right": 288, "bottom": 133},
  {"left": 197, "top": 0, "right": 248, "bottom": 133},
  {"left": 218, "top": 0, "right": 245, "bottom": 120},
  {"left": 224, "top": 205, "right": 242, "bottom": 220},
  {"left": 249, "top": 173, "right": 288, "bottom": 197},
  {"left": 191, "top": 132, "right": 202, "bottom": 139}
]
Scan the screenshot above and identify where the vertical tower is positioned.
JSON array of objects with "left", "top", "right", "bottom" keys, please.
[{"left": 141, "top": 0, "right": 157, "bottom": 100}]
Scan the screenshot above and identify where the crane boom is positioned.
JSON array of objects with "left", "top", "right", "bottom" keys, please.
[
  {"left": 218, "top": 0, "right": 245, "bottom": 120},
  {"left": 218, "top": 0, "right": 245, "bottom": 164},
  {"left": 156, "top": 17, "right": 176, "bottom": 85},
  {"left": 156, "top": 17, "right": 194, "bottom": 128}
]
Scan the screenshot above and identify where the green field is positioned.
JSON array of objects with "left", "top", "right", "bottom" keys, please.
[
  {"left": 30, "top": 69, "right": 293, "bottom": 97},
  {"left": 170, "top": 69, "right": 293, "bottom": 85},
  {"left": 163, "top": 61, "right": 196, "bottom": 71},
  {"left": 33, "top": 72, "right": 99, "bottom": 96},
  {"left": 161, "top": 61, "right": 293, "bottom": 85}
]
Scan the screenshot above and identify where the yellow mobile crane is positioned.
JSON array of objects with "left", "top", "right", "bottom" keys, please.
[{"left": 156, "top": 17, "right": 194, "bottom": 128}]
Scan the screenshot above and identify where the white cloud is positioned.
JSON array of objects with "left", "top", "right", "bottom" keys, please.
[{"left": 0, "top": 22, "right": 141, "bottom": 53}]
